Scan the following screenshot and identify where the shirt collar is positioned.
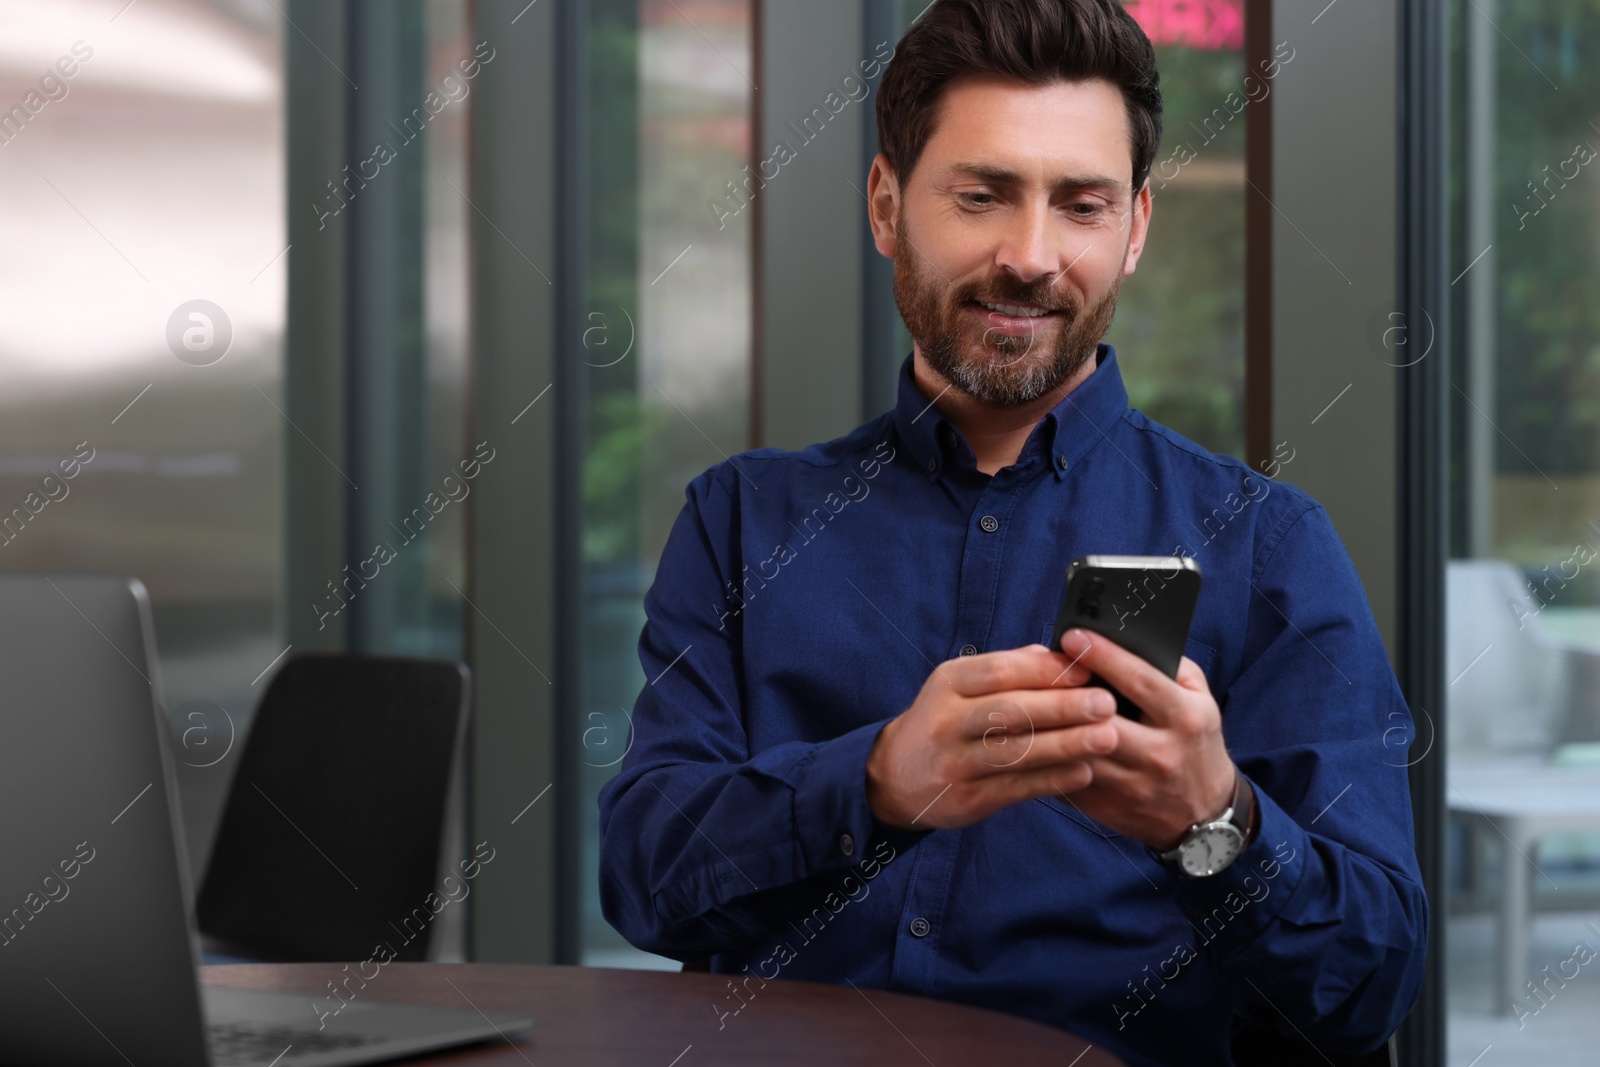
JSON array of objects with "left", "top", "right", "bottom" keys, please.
[{"left": 890, "top": 343, "right": 1130, "bottom": 483}]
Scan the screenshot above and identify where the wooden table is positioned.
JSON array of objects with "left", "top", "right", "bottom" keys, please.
[{"left": 204, "top": 963, "right": 1123, "bottom": 1066}]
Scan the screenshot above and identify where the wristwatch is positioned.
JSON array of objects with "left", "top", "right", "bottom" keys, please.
[{"left": 1157, "top": 767, "right": 1256, "bottom": 878}]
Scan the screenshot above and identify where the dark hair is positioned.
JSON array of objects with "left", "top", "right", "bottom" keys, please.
[{"left": 876, "top": 0, "right": 1163, "bottom": 192}]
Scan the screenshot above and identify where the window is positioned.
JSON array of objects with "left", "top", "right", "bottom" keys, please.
[
  {"left": 0, "top": 0, "right": 285, "bottom": 877},
  {"left": 1445, "top": 1, "right": 1600, "bottom": 1060},
  {"left": 577, "top": 0, "right": 755, "bottom": 968},
  {"left": 1119, "top": 0, "right": 1249, "bottom": 457}
]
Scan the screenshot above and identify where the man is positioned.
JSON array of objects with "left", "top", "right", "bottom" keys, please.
[{"left": 598, "top": 2, "right": 1427, "bottom": 1064}]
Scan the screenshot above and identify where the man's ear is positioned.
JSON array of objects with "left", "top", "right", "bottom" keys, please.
[
  {"left": 1122, "top": 179, "right": 1154, "bottom": 275},
  {"left": 866, "top": 153, "right": 901, "bottom": 260}
]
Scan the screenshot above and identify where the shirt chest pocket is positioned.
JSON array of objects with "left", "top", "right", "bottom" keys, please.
[{"left": 1033, "top": 626, "right": 1219, "bottom": 837}]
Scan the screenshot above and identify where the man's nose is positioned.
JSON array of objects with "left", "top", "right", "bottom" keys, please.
[{"left": 993, "top": 200, "right": 1065, "bottom": 284}]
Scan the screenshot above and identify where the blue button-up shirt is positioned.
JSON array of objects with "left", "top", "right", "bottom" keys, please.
[{"left": 598, "top": 345, "right": 1427, "bottom": 1066}]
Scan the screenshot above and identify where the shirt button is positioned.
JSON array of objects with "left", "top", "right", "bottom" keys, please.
[
  {"left": 839, "top": 833, "right": 855, "bottom": 857},
  {"left": 979, "top": 515, "right": 999, "bottom": 533},
  {"left": 926, "top": 457, "right": 937, "bottom": 472},
  {"left": 959, "top": 643, "right": 978, "bottom": 656},
  {"left": 909, "top": 917, "right": 931, "bottom": 938},
  {"left": 1057, "top": 454, "right": 1068, "bottom": 470}
]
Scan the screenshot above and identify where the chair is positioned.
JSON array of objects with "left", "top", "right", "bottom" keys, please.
[
  {"left": 197, "top": 653, "right": 471, "bottom": 963},
  {"left": 1445, "top": 559, "right": 1572, "bottom": 762},
  {"left": 1444, "top": 559, "right": 1600, "bottom": 1011}
]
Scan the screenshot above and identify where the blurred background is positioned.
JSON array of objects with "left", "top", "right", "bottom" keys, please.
[{"left": 0, "top": 1, "right": 1596, "bottom": 1064}]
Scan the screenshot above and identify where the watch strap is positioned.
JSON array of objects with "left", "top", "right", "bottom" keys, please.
[{"left": 1230, "top": 765, "right": 1256, "bottom": 846}]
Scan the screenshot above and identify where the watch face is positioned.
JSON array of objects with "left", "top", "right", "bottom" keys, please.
[{"left": 1179, "top": 824, "right": 1245, "bottom": 877}]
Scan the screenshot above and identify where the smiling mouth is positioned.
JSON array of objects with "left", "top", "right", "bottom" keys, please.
[{"left": 972, "top": 299, "right": 1057, "bottom": 318}]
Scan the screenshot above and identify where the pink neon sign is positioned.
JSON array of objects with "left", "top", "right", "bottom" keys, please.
[{"left": 1124, "top": 0, "right": 1245, "bottom": 52}]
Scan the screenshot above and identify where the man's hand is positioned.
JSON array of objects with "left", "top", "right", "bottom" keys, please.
[
  {"left": 1052, "top": 627, "right": 1238, "bottom": 851},
  {"left": 865, "top": 646, "right": 1121, "bottom": 830}
]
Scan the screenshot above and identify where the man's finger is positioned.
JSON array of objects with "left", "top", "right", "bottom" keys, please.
[
  {"left": 961, "top": 686, "right": 1117, "bottom": 749},
  {"left": 1072, "top": 711, "right": 1165, "bottom": 770},
  {"left": 1174, "top": 654, "right": 1208, "bottom": 691},
  {"left": 965, "top": 717, "right": 1120, "bottom": 775},
  {"left": 980, "top": 756, "right": 1096, "bottom": 809},
  {"left": 1076, "top": 750, "right": 1156, "bottom": 792},
  {"left": 948, "top": 643, "right": 1096, "bottom": 698},
  {"left": 1057, "top": 628, "right": 1183, "bottom": 726}
]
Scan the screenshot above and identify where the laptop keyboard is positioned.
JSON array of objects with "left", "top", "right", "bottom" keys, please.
[{"left": 206, "top": 1021, "right": 384, "bottom": 1066}]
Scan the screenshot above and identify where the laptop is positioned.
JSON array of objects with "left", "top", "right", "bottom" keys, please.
[{"left": 0, "top": 574, "right": 534, "bottom": 1067}]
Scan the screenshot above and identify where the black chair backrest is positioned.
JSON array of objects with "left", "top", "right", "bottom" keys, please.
[{"left": 197, "top": 653, "right": 470, "bottom": 962}]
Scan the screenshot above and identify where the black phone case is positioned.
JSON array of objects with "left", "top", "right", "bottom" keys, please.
[{"left": 1048, "top": 556, "right": 1203, "bottom": 720}]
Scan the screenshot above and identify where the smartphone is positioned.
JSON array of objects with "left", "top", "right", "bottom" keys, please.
[{"left": 1048, "top": 555, "right": 1203, "bottom": 720}]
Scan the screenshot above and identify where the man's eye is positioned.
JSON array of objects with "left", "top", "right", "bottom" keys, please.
[
  {"left": 958, "top": 192, "right": 996, "bottom": 208},
  {"left": 1069, "top": 202, "right": 1103, "bottom": 217}
]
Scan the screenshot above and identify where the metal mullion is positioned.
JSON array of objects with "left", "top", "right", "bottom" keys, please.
[{"left": 1396, "top": 0, "right": 1450, "bottom": 1061}]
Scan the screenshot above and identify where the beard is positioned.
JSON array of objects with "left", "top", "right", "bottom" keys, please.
[{"left": 891, "top": 209, "right": 1124, "bottom": 407}]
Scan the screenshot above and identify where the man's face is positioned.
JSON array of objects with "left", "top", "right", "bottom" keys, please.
[{"left": 873, "top": 76, "right": 1152, "bottom": 406}]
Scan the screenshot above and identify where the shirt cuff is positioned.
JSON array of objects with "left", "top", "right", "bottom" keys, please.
[
  {"left": 1172, "top": 772, "right": 1311, "bottom": 948},
  {"left": 790, "top": 718, "right": 931, "bottom": 879}
]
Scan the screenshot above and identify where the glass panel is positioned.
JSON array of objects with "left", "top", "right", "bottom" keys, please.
[
  {"left": 422, "top": 0, "right": 469, "bottom": 660},
  {"left": 1119, "top": 0, "right": 1247, "bottom": 457},
  {"left": 578, "top": 0, "right": 754, "bottom": 968},
  {"left": 0, "top": 0, "right": 284, "bottom": 880},
  {"left": 1446, "top": 1, "right": 1600, "bottom": 1061},
  {"left": 340, "top": 0, "right": 468, "bottom": 662}
]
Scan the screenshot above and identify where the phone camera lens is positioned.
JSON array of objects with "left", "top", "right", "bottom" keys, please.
[
  {"left": 1086, "top": 576, "right": 1106, "bottom": 594},
  {"left": 1078, "top": 599, "right": 1100, "bottom": 618}
]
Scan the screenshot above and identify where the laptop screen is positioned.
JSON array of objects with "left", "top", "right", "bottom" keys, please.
[{"left": 0, "top": 574, "right": 212, "bottom": 1067}]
